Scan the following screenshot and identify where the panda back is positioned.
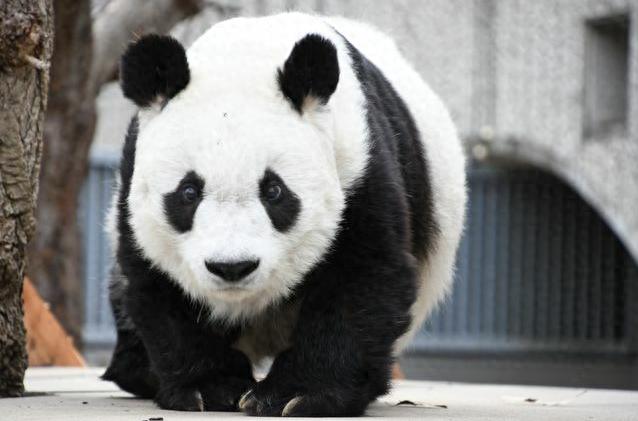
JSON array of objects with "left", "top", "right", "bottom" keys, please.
[{"left": 328, "top": 17, "right": 467, "bottom": 351}]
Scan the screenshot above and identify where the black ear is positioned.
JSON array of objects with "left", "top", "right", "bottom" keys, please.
[
  {"left": 120, "top": 34, "right": 190, "bottom": 107},
  {"left": 278, "top": 34, "right": 340, "bottom": 113}
]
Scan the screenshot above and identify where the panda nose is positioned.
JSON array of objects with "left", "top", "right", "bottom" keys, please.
[{"left": 205, "top": 259, "right": 260, "bottom": 282}]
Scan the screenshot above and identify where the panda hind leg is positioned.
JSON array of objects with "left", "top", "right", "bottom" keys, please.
[{"left": 102, "top": 329, "right": 159, "bottom": 398}]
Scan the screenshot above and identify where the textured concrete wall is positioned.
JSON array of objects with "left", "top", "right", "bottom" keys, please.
[
  {"left": 485, "top": 0, "right": 638, "bottom": 262},
  {"left": 93, "top": 0, "right": 638, "bottom": 260}
]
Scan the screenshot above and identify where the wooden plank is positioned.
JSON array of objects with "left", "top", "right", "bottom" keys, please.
[{"left": 23, "top": 278, "right": 86, "bottom": 367}]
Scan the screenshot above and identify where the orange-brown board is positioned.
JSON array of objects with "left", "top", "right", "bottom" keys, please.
[{"left": 23, "top": 278, "right": 85, "bottom": 367}]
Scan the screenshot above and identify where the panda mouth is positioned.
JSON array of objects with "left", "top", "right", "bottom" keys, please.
[
  {"left": 212, "top": 283, "right": 259, "bottom": 302},
  {"left": 219, "top": 285, "right": 247, "bottom": 291},
  {"left": 216, "top": 281, "right": 256, "bottom": 294}
]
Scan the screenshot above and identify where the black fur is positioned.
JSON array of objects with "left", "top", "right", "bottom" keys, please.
[
  {"left": 278, "top": 34, "right": 340, "bottom": 113},
  {"left": 120, "top": 35, "right": 190, "bottom": 107},
  {"left": 105, "top": 32, "right": 437, "bottom": 417},
  {"left": 163, "top": 171, "right": 205, "bottom": 233},
  {"left": 101, "top": 262, "right": 158, "bottom": 399},
  {"left": 259, "top": 168, "right": 301, "bottom": 232},
  {"left": 101, "top": 329, "right": 158, "bottom": 398},
  {"left": 344, "top": 38, "right": 437, "bottom": 260}
]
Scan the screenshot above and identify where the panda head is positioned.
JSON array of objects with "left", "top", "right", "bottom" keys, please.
[{"left": 121, "top": 31, "right": 345, "bottom": 320}]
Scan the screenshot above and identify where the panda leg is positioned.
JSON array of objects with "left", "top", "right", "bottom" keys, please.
[
  {"left": 239, "top": 256, "right": 417, "bottom": 417},
  {"left": 103, "top": 268, "right": 159, "bottom": 398},
  {"left": 102, "top": 329, "right": 158, "bottom": 398},
  {"left": 124, "top": 280, "right": 255, "bottom": 412}
]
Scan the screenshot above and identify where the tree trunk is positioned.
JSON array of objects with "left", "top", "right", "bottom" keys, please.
[
  {"left": 26, "top": 0, "right": 95, "bottom": 344},
  {"left": 0, "top": 0, "right": 53, "bottom": 397}
]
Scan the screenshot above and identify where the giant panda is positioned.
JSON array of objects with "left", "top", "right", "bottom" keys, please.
[{"left": 102, "top": 12, "right": 466, "bottom": 417}]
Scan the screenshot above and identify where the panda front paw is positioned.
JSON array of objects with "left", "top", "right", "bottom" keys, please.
[
  {"left": 238, "top": 380, "right": 367, "bottom": 417},
  {"left": 200, "top": 376, "right": 256, "bottom": 411},
  {"left": 155, "top": 385, "right": 203, "bottom": 411}
]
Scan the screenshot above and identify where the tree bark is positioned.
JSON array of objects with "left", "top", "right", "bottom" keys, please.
[
  {"left": 27, "top": 0, "right": 203, "bottom": 345},
  {"left": 0, "top": 0, "right": 53, "bottom": 397}
]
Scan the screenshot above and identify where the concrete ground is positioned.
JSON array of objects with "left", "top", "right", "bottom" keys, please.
[{"left": 3, "top": 367, "right": 637, "bottom": 420}]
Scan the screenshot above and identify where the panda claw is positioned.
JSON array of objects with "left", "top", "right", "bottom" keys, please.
[
  {"left": 238, "top": 389, "right": 254, "bottom": 410},
  {"left": 282, "top": 396, "right": 304, "bottom": 417}
]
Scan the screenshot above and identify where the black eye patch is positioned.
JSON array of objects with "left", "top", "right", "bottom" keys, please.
[
  {"left": 163, "top": 171, "right": 205, "bottom": 233},
  {"left": 259, "top": 169, "right": 301, "bottom": 232}
]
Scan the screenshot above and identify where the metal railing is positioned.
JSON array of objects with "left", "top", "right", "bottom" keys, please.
[{"left": 80, "top": 152, "right": 118, "bottom": 345}]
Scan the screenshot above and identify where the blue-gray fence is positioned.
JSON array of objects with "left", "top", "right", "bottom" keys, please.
[
  {"left": 80, "top": 153, "right": 118, "bottom": 345},
  {"left": 80, "top": 157, "right": 638, "bottom": 359},
  {"left": 412, "top": 164, "right": 638, "bottom": 357}
]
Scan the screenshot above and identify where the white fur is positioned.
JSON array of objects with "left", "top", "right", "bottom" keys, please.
[{"left": 109, "top": 13, "right": 467, "bottom": 340}]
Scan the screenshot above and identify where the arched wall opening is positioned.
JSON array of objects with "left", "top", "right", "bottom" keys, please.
[{"left": 407, "top": 158, "right": 638, "bottom": 389}]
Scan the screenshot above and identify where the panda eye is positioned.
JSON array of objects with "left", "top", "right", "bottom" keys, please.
[
  {"left": 181, "top": 184, "right": 200, "bottom": 204},
  {"left": 265, "top": 183, "right": 282, "bottom": 202}
]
